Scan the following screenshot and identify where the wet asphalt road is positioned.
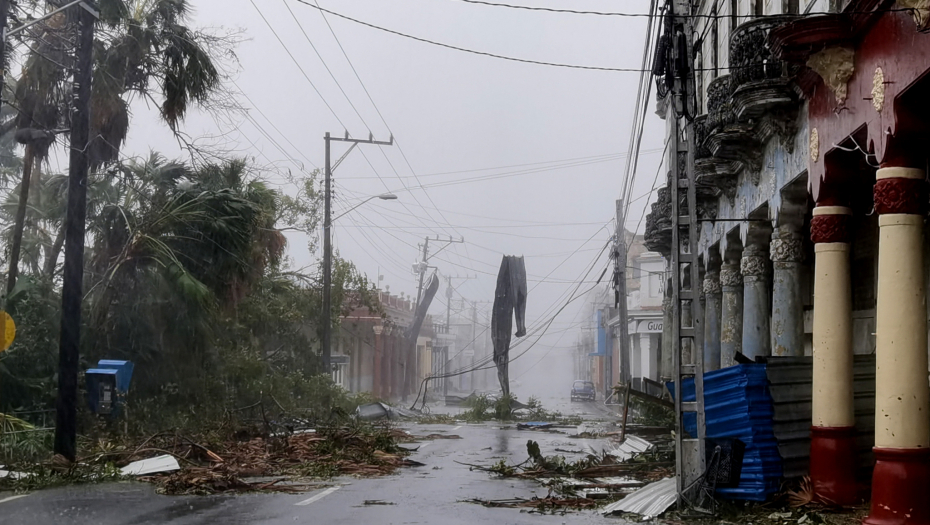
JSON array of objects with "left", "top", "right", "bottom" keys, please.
[{"left": 0, "top": 395, "right": 624, "bottom": 525}]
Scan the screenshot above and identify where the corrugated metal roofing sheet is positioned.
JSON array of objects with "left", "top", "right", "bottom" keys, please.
[
  {"left": 764, "top": 355, "right": 876, "bottom": 480},
  {"left": 607, "top": 435, "right": 654, "bottom": 460},
  {"left": 601, "top": 476, "right": 677, "bottom": 517},
  {"left": 673, "top": 364, "right": 783, "bottom": 501}
]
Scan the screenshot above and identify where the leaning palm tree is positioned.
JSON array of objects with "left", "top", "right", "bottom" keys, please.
[{"left": 4, "top": 0, "right": 222, "bottom": 292}]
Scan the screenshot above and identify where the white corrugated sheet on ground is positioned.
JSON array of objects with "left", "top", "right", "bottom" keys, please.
[
  {"left": 120, "top": 455, "right": 181, "bottom": 476},
  {"left": 601, "top": 476, "right": 676, "bottom": 517},
  {"left": 0, "top": 466, "right": 28, "bottom": 480},
  {"left": 606, "top": 435, "right": 654, "bottom": 460}
]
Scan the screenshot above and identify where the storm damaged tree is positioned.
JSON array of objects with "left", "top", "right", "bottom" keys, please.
[{"left": 4, "top": 0, "right": 223, "bottom": 292}]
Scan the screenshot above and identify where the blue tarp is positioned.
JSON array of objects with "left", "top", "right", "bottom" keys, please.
[{"left": 669, "top": 364, "right": 783, "bottom": 501}]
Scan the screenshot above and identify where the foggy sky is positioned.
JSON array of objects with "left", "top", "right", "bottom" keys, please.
[{"left": 118, "top": 0, "right": 666, "bottom": 390}]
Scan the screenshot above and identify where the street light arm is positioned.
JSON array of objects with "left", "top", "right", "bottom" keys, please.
[{"left": 331, "top": 193, "right": 397, "bottom": 222}]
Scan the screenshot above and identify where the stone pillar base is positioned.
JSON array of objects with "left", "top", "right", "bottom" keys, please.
[
  {"left": 864, "top": 447, "right": 930, "bottom": 525},
  {"left": 810, "top": 426, "right": 858, "bottom": 505}
]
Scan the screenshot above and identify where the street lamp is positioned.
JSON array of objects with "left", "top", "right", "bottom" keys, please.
[
  {"left": 331, "top": 193, "right": 397, "bottom": 222},
  {"left": 322, "top": 191, "right": 398, "bottom": 376}
]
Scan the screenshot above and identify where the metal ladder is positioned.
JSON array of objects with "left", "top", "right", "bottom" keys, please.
[{"left": 669, "top": 76, "right": 706, "bottom": 505}]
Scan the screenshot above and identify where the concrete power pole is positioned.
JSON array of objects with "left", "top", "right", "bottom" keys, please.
[
  {"left": 321, "top": 132, "right": 393, "bottom": 376},
  {"left": 614, "top": 199, "right": 631, "bottom": 388},
  {"left": 55, "top": 1, "right": 97, "bottom": 461}
]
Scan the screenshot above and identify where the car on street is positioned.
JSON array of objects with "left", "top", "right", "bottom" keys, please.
[{"left": 570, "top": 380, "right": 596, "bottom": 402}]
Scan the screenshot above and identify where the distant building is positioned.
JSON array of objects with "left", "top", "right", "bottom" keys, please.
[{"left": 338, "top": 288, "right": 435, "bottom": 401}]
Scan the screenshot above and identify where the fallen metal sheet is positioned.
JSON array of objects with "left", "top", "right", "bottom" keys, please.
[
  {"left": 593, "top": 477, "right": 645, "bottom": 488},
  {"left": 120, "top": 455, "right": 181, "bottom": 476},
  {"left": 606, "top": 435, "right": 654, "bottom": 460},
  {"left": 356, "top": 402, "right": 391, "bottom": 421},
  {"left": 601, "top": 476, "right": 677, "bottom": 517},
  {"left": 0, "top": 467, "right": 29, "bottom": 480}
]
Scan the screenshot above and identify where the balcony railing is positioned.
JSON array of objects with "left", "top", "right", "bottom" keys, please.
[
  {"left": 728, "top": 16, "right": 798, "bottom": 121},
  {"left": 706, "top": 75, "right": 734, "bottom": 133}
]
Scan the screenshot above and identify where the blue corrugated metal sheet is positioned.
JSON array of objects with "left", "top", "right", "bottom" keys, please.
[{"left": 670, "top": 364, "right": 782, "bottom": 501}]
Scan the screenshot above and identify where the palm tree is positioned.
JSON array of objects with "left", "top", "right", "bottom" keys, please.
[{"left": 4, "top": 0, "right": 222, "bottom": 292}]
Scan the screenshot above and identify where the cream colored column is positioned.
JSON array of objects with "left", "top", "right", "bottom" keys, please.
[
  {"left": 811, "top": 206, "right": 854, "bottom": 428},
  {"left": 875, "top": 167, "right": 930, "bottom": 449}
]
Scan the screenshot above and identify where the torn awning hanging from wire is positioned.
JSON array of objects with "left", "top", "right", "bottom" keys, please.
[{"left": 491, "top": 256, "right": 527, "bottom": 399}]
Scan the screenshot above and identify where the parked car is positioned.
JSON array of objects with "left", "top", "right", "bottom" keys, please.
[{"left": 570, "top": 380, "right": 596, "bottom": 402}]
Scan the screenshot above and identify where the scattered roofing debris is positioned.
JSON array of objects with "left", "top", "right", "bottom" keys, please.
[
  {"left": 467, "top": 495, "right": 599, "bottom": 514},
  {"left": 601, "top": 476, "right": 677, "bottom": 517},
  {"left": 120, "top": 455, "right": 180, "bottom": 476},
  {"left": 356, "top": 402, "right": 421, "bottom": 421},
  {"left": 461, "top": 428, "right": 675, "bottom": 514}
]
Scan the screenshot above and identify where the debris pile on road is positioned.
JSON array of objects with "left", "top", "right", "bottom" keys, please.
[
  {"left": 467, "top": 495, "right": 600, "bottom": 514},
  {"left": 114, "top": 426, "right": 422, "bottom": 495}
]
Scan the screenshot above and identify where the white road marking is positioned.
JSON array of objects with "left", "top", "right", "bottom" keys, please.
[
  {"left": 418, "top": 441, "right": 432, "bottom": 449},
  {"left": 452, "top": 425, "right": 462, "bottom": 431},
  {"left": 295, "top": 486, "right": 341, "bottom": 506},
  {"left": 0, "top": 495, "right": 28, "bottom": 504}
]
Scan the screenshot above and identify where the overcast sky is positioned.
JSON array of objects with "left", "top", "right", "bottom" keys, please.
[{"left": 118, "top": 0, "right": 667, "bottom": 388}]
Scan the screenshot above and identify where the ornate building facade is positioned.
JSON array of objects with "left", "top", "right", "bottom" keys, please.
[{"left": 644, "top": 0, "right": 930, "bottom": 521}]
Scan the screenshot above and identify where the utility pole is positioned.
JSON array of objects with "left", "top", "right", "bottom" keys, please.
[
  {"left": 55, "top": 0, "right": 97, "bottom": 462},
  {"left": 614, "top": 199, "right": 631, "bottom": 388},
  {"left": 442, "top": 274, "right": 475, "bottom": 397},
  {"left": 321, "top": 131, "right": 393, "bottom": 376},
  {"left": 408, "top": 235, "right": 463, "bottom": 399},
  {"left": 665, "top": 0, "right": 705, "bottom": 504}
]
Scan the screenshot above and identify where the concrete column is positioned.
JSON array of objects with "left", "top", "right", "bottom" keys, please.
[
  {"left": 641, "top": 333, "right": 656, "bottom": 380},
  {"left": 720, "top": 263, "right": 743, "bottom": 367},
  {"left": 660, "top": 294, "right": 674, "bottom": 381},
  {"left": 865, "top": 167, "right": 930, "bottom": 525},
  {"left": 771, "top": 227, "right": 805, "bottom": 356},
  {"left": 809, "top": 205, "right": 857, "bottom": 505},
  {"left": 373, "top": 326, "right": 383, "bottom": 398},
  {"left": 741, "top": 245, "right": 771, "bottom": 360},
  {"left": 703, "top": 272, "right": 722, "bottom": 371}
]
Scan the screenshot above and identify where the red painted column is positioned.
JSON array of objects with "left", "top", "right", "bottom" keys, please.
[
  {"left": 372, "top": 325, "right": 383, "bottom": 398},
  {"left": 864, "top": 166, "right": 930, "bottom": 525},
  {"left": 384, "top": 325, "right": 394, "bottom": 399},
  {"left": 809, "top": 205, "right": 858, "bottom": 505}
]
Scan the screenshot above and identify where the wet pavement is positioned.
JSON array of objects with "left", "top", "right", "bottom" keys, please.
[{"left": 0, "top": 396, "right": 625, "bottom": 524}]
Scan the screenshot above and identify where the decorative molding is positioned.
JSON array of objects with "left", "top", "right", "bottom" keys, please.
[
  {"left": 806, "top": 46, "right": 855, "bottom": 105},
  {"left": 811, "top": 214, "right": 851, "bottom": 243},
  {"left": 373, "top": 325, "right": 383, "bottom": 336},
  {"left": 771, "top": 232, "right": 804, "bottom": 263},
  {"left": 810, "top": 128, "right": 819, "bottom": 162},
  {"left": 703, "top": 274, "right": 722, "bottom": 295},
  {"left": 872, "top": 66, "right": 885, "bottom": 113},
  {"left": 874, "top": 177, "right": 926, "bottom": 215},
  {"left": 720, "top": 264, "right": 743, "bottom": 288},
  {"left": 741, "top": 246, "right": 770, "bottom": 281}
]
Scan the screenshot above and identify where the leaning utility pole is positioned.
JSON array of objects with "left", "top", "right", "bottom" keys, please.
[
  {"left": 614, "top": 199, "right": 631, "bottom": 387},
  {"left": 321, "top": 132, "right": 393, "bottom": 376},
  {"left": 55, "top": 0, "right": 97, "bottom": 461},
  {"left": 407, "top": 235, "right": 463, "bottom": 400}
]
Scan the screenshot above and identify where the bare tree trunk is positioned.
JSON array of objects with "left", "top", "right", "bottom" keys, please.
[
  {"left": 44, "top": 223, "right": 65, "bottom": 278},
  {"left": 7, "top": 143, "right": 35, "bottom": 294}
]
